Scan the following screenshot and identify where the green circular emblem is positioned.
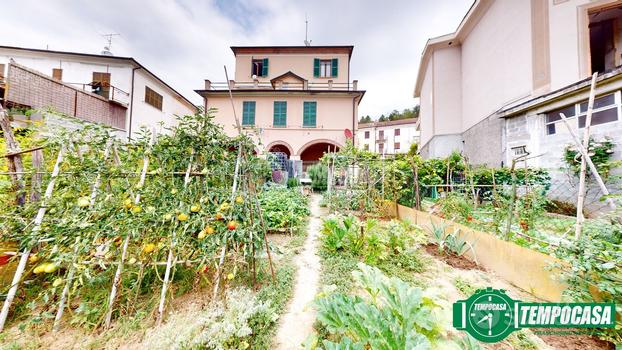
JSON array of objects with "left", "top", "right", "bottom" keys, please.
[{"left": 459, "top": 288, "right": 516, "bottom": 343}]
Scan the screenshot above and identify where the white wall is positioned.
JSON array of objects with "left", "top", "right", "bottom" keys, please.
[
  {"left": 129, "top": 70, "right": 196, "bottom": 136},
  {"left": 460, "top": 0, "right": 532, "bottom": 131},
  {"left": 419, "top": 60, "right": 434, "bottom": 147}
]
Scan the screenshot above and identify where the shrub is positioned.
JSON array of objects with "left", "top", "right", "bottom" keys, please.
[
  {"left": 259, "top": 187, "right": 309, "bottom": 230},
  {"left": 308, "top": 163, "right": 328, "bottom": 191}
]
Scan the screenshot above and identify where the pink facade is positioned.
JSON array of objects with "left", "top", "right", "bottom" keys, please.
[{"left": 196, "top": 46, "right": 364, "bottom": 162}]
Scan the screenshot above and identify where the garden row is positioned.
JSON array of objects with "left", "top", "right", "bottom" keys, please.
[
  {"left": 0, "top": 110, "right": 310, "bottom": 348},
  {"left": 315, "top": 142, "right": 621, "bottom": 346}
]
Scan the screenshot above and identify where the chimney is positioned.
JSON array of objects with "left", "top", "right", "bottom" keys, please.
[
  {"left": 204, "top": 80, "right": 211, "bottom": 90},
  {"left": 353, "top": 80, "right": 358, "bottom": 90}
]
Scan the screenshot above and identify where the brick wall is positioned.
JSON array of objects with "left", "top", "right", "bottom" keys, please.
[{"left": 5, "top": 63, "right": 126, "bottom": 130}]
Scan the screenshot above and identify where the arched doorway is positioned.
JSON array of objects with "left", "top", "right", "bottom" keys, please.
[
  {"left": 298, "top": 140, "right": 341, "bottom": 169},
  {"left": 268, "top": 144, "right": 292, "bottom": 158}
]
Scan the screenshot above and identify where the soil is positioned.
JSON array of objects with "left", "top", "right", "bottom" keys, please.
[
  {"left": 423, "top": 243, "right": 484, "bottom": 271},
  {"left": 537, "top": 332, "right": 615, "bottom": 350},
  {"left": 273, "top": 194, "right": 323, "bottom": 350}
]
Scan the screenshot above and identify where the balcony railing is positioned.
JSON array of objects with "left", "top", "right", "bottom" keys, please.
[
  {"left": 67, "top": 82, "right": 130, "bottom": 105},
  {"left": 204, "top": 79, "right": 359, "bottom": 91}
]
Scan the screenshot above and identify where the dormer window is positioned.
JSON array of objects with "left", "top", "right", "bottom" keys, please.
[{"left": 252, "top": 58, "right": 269, "bottom": 77}]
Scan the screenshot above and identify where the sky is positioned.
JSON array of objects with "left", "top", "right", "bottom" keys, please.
[{"left": 3, "top": 0, "right": 472, "bottom": 119}]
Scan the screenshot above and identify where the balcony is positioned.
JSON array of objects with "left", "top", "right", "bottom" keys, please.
[
  {"left": 203, "top": 79, "right": 359, "bottom": 92},
  {"left": 67, "top": 82, "right": 130, "bottom": 106}
]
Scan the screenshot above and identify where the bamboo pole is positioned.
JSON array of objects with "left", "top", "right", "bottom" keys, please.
[
  {"left": 558, "top": 113, "right": 616, "bottom": 210},
  {"left": 104, "top": 132, "right": 154, "bottom": 329},
  {"left": 54, "top": 142, "right": 112, "bottom": 331},
  {"left": 575, "top": 73, "right": 598, "bottom": 239},
  {"left": 0, "top": 146, "right": 65, "bottom": 332},
  {"left": 157, "top": 152, "right": 193, "bottom": 325},
  {"left": 29, "top": 149, "right": 44, "bottom": 203}
]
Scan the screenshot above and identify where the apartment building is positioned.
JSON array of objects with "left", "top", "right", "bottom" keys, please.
[
  {"left": 357, "top": 118, "right": 420, "bottom": 155},
  {"left": 196, "top": 46, "right": 365, "bottom": 166},
  {"left": 414, "top": 0, "right": 622, "bottom": 212},
  {"left": 0, "top": 46, "right": 196, "bottom": 138}
]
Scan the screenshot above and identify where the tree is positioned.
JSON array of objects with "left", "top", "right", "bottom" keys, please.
[
  {"left": 378, "top": 114, "right": 387, "bottom": 122},
  {"left": 359, "top": 115, "right": 372, "bottom": 124}
]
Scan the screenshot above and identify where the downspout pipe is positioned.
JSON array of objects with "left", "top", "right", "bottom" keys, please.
[{"left": 128, "top": 66, "right": 141, "bottom": 141}]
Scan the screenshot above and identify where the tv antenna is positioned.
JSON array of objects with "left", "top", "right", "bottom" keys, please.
[
  {"left": 304, "top": 14, "right": 312, "bottom": 47},
  {"left": 101, "top": 33, "right": 120, "bottom": 55}
]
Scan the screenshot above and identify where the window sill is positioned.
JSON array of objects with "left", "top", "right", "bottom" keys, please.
[{"left": 302, "top": 125, "right": 317, "bottom": 128}]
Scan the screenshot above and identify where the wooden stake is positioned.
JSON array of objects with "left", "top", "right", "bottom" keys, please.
[
  {"left": 575, "top": 73, "right": 598, "bottom": 239},
  {"left": 104, "top": 132, "right": 154, "bottom": 329},
  {"left": 0, "top": 106, "right": 26, "bottom": 205},
  {"left": 29, "top": 149, "right": 44, "bottom": 203},
  {"left": 54, "top": 142, "right": 112, "bottom": 331},
  {"left": 157, "top": 152, "right": 193, "bottom": 325},
  {"left": 559, "top": 113, "right": 616, "bottom": 210},
  {"left": 0, "top": 147, "right": 65, "bottom": 332}
]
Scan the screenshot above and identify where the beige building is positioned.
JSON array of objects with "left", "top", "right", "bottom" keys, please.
[
  {"left": 357, "top": 118, "right": 420, "bottom": 155},
  {"left": 414, "top": 0, "right": 622, "bottom": 167},
  {"left": 196, "top": 46, "right": 364, "bottom": 166}
]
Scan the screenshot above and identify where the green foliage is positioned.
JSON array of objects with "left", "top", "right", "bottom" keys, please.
[
  {"left": 287, "top": 177, "right": 300, "bottom": 188},
  {"left": 143, "top": 288, "right": 277, "bottom": 350},
  {"left": 259, "top": 187, "right": 309, "bottom": 230},
  {"left": 427, "top": 224, "right": 475, "bottom": 257},
  {"left": 563, "top": 137, "right": 620, "bottom": 180},
  {"left": 308, "top": 163, "right": 328, "bottom": 191},
  {"left": 315, "top": 263, "right": 450, "bottom": 350},
  {"left": 320, "top": 215, "right": 360, "bottom": 253},
  {"left": 436, "top": 192, "right": 473, "bottom": 222}
]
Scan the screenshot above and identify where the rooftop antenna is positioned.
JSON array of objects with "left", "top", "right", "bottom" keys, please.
[
  {"left": 101, "top": 33, "right": 120, "bottom": 56},
  {"left": 304, "top": 13, "right": 312, "bottom": 47}
]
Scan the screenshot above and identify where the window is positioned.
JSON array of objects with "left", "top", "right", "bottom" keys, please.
[
  {"left": 92, "top": 72, "right": 111, "bottom": 99},
  {"left": 512, "top": 145, "right": 528, "bottom": 156},
  {"left": 303, "top": 101, "right": 317, "bottom": 127},
  {"left": 145, "top": 86, "right": 163, "bottom": 110},
  {"left": 394, "top": 128, "right": 400, "bottom": 136},
  {"left": 379, "top": 143, "right": 384, "bottom": 154},
  {"left": 364, "top": 131, "right": 370, "bottom": 139},
  {"left": 242, "top": 101, "right": 256, "bottom": 126},
  {"left": 378, "top": 130, "right": 384, "bottom": 139},
  {"left": 0, "top": 64, "right": 5, "bottom": 79},
  {"left": 273, "top": 101, "right": 287, "bottom": 127},
  {"left": 589, "top": 6, "right": 622, "bottom": 73},
  {"left": 545, "top": 92, "right": 619, "bottom": 135},
  {"left": 394, "top": 142, "right": 401, "bottom": 150},
  {"left": 52, "top": 68, "right": 62, "bottom": 81},
  {"left": 252, "top": 58, "right": 269, "bottom": 77},
  {"left": 545, "top": 104, "right": 575, "bottom": 135},
  {"left": 313, "top": 58, "right": 338, "bottom": 78},
  {"left": 578, "top": 93, "right": 617, "bottom": 127}
]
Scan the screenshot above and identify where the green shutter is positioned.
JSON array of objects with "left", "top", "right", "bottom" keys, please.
[
  {"left": 303, "top": 101, "right": 316, "bottom": 127},
  {"left": 331, "top": 58, "right": 338, "bottom": 77},
  {"left": 273, "top": 101, "right": 287, "bottom": 127},
  {"left": 262, "top": 58, "right": 269, "bottom": 76},
  {"left": 242, "top": 101, "right": 255, "bottom": 126},
  {"left": 313, "top": 58, "right": 320, "bottom": 78}
]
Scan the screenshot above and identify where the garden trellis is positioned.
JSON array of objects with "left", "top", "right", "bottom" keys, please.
[{"left": 0, "top": 109, "right": 276, "bottom": 332}]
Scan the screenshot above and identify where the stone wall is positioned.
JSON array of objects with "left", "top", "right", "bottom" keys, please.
[{"left": 462, "top": 113, "right": 504, "bottom": 167}]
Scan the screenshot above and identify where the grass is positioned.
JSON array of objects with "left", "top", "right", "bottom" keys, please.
[{"left": 318, "top": 251, "right": 359, "bottom": 294}]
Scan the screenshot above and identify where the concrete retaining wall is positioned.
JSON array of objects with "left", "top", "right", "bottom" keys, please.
[{"left": 391, "top": 204, "right": 567, "bottom": 301}]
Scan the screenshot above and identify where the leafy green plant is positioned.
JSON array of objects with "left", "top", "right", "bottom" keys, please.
[
  {"left": 564, "top": 137, "right": 620, "bottom": 180},
  {"left": 308, "top": 164, "right": 328, "bottom": 191},
  {"left": 259, "top": 187, "right": 309, "bottom": 230},
  {"left": 314, "top": 263, "right": 452, "bottom": 349},
  {"left": 320, "top": 215, "right": 359, "bottom": 253}
]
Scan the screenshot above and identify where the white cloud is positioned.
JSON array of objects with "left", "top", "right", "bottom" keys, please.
[{"left": 2, "top": 0, "right": 472, "bottom": 118}]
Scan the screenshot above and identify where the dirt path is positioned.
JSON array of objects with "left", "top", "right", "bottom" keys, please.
[{"left": 273, "top": 194, "right": 323, "bottom": 349}]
